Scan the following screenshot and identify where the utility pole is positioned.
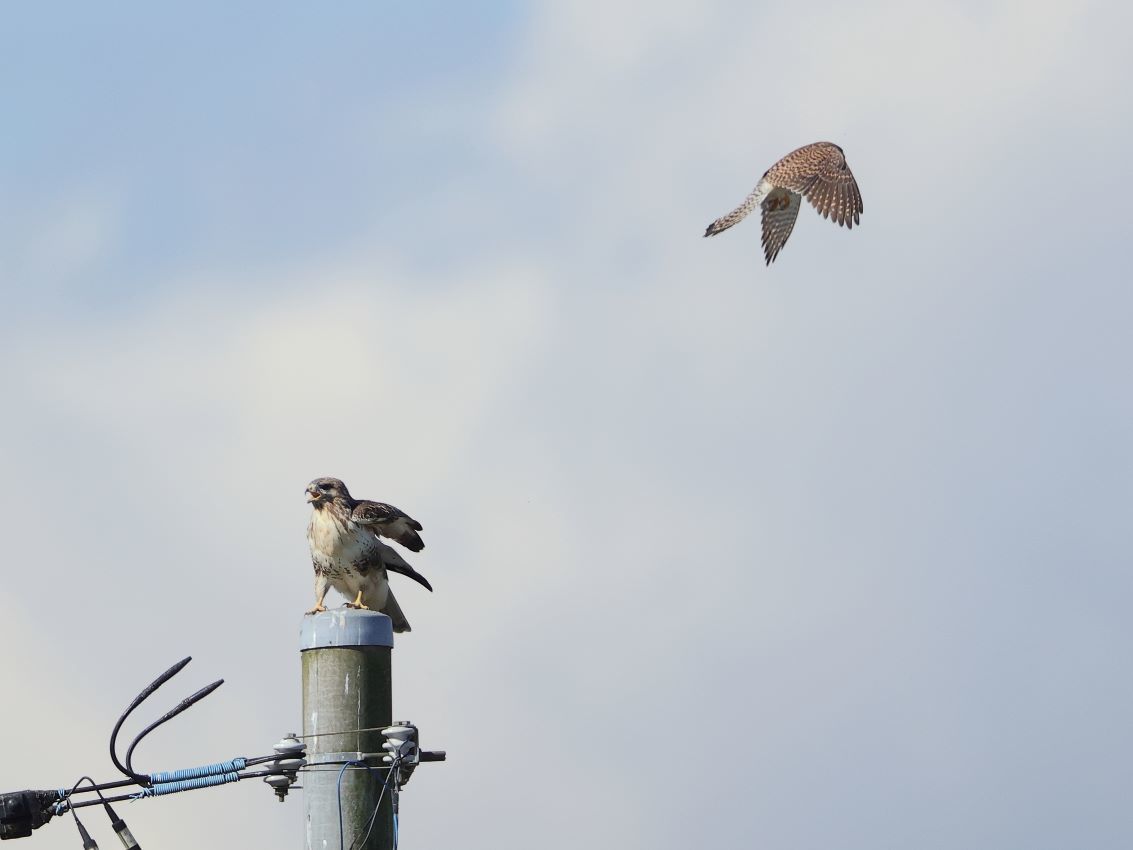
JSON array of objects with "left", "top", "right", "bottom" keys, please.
[{"left": 301, "top": 609, "right": 394, "bottom": 850}]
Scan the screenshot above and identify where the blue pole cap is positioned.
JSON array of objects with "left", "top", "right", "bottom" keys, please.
[{"left": 299, "top": 609, "right": 394, "bottom": 650}]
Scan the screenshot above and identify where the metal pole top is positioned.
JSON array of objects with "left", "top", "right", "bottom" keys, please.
[{"left": 299, "top": 609, "right": 394, "bottom": 650}]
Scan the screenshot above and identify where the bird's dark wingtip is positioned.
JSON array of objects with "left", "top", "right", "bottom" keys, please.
[
  {"left": 397, "top": 531, "right": 425, "bottom": 552},
  {"left": 387, "top": 561, "right": 433, "bottom": 592}
]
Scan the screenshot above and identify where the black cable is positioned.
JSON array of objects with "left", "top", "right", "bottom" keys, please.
[
  {"left": 65, "top": 778, "right": 148, "bottom": 796},
  {"left": 242, "top": 753, "right": 291, "bottom": 768},
  {"left": 337, "top": 762, "right": 375, "bottom": 850},
  {"left": 101, "top": 800, "right": 141, "bottom": 850},
  {"left": 74, "top": 775, "right": 143, "bottom": 850},
  {"left": 349, "top": 758, "right": 398, "bottom": 850},
  {"left": 65, "top": 767, "right": 292, "bottom": 811},
  {"left": 68, "top": 777, "right": 108, "bottom": 803},
  {"left": 123, "top": 678, "right": 224, "bottom": 779},
  {"left": 68, "top": 780, "right": 143, "bottom": 850},
  {"left": 67, "top": 792, "right": 143, "bottom": 811},
  {"left": 109, "top": 657, "right": 193, "bottom": 784},
  {"left": 69, "top": 804, "right": 99, "bottom": 850}
]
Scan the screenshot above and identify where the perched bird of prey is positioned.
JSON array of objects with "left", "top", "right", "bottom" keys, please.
[
  {"left": 304, "top": 477, "right": 431, "bottom": 633},
  {"left": 704, "top": 141, "right": 863, "bottom": 265}
]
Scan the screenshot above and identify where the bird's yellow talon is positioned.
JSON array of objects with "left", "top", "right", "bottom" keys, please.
[{"left": 343, "top": 590, "right": 370, "bottom": 610}]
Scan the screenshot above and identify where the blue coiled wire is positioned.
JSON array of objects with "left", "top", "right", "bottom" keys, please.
[
  {"left": 149, "top": 758, "right": 247, "bottom": 783},
  {"left": 134, "top": 772, "right": 241, "bottom": 797}
]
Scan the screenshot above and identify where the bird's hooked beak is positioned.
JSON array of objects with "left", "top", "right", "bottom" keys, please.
[{"left": 305, "top": 487, "right": 319, "bottom": 503}]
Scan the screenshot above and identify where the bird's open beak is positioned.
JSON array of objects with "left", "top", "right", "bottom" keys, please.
[{"left": 305, "top": 490, "right": 318, "bottom": 503}]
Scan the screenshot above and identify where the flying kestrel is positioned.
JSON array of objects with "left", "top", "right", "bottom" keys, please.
[
  {"left": 304, "top": 477, "right": 432, "bottom": 632},
  {"left": 704, "top": 142, "right": 863, "bottom": 265}
]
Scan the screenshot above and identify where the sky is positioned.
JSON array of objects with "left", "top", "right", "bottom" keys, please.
[{"left": 2, "top": 0, "right": 1132, "bottom": 847}]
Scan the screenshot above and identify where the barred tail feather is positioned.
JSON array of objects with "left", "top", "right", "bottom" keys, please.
[{"left": 703, "top": 180, "right": 768, "bottom": 237}]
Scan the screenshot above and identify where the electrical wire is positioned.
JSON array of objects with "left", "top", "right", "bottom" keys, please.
[
  {"left": 349, "top": 758, "right": 399, "bottom": 850},
  {"left": 391, "top": 760, "right": 402, "bottom": 850},
  {"left": 77, "top": 777, "right": 142, "bottom": 850},
  {"left": 69, "top": 777, "right": 108, "bottom": 804},
  {"left": 61, "top": 767, "right": 291, "bottom": 812},
  {"left": 55, "top": 776, "right": 122, "bottom": 814},
  {"left": 333, "top": 760, "right": 399, "bottom": 850},
  {"left": 57, "top": 660, "right": 433, "bottom": 844},
  {"left": 295, "top": 726, "right": 393, "bottom": 740},
  {"left": 219, "top": 768, "right": 295, "bottom": 782},
  {"left": 63, "top": 764, "right": 306, "bottom": 812},
  {"left": 124, "top": 679, "right": 224, "bottom": 779},
  {"left": 62, "top": 778, "right": 141, "bottom": 798},
  {"left": 242, "top": 754, "right": 292, "bottom": 768},
  {"left": 64, "top": 789, "right": 160, "bottom": 810},
  {"left": 68, "top": 800, "right": 98, "bottom": 849},
  {"left": 296, "top": 764, "right": 392, "bottom": 773},
  {"left": 337, "top": 762, "right": 375, "bottom": 850},
  {"left": 109, "top": 657, "right": 192, "bottom": 784}
]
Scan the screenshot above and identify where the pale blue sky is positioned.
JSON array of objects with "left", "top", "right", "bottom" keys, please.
[{"left": 2, "top": 1, "right": 1132, "bottom": 848}]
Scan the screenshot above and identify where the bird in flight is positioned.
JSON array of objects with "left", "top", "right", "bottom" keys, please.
[
  {"left": 704, "top": 142, "right": 863, "bottom": 265},
  {"left": 304, "top": 477, "right": 431, "bottom": 633}
]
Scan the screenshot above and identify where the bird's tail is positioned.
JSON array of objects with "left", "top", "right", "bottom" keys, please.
[
  {"left": 381, "top": 589, "right": 412, "bottom": 633},
  {"left": 703, "top": 181, "right": 767, "bottom": 237}
]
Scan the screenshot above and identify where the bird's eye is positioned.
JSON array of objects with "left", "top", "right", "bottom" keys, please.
[{"left": 319, "top": 483, "right": 332, "bottom": 491}]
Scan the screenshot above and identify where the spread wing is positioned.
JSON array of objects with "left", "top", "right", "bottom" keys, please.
[
  {"left": 803, "top": 152, "right": 862, "bottom": 228},
  {"left": 770, "top": 142, "right": 862, "bottom": 229},
  {"left": 760, "top": 189, "right": 802, "bottom": 265},
  {"left": 352, "top": 500, "right": 426, "bottom": 552}
]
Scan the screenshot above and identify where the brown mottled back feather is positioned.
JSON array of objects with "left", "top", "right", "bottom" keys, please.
[
  {"left": 352, "top": 500, "right": 426, "bottom": 552},
  {"left": 768, "top": 142, "right": 862, "bottom": 229}
]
